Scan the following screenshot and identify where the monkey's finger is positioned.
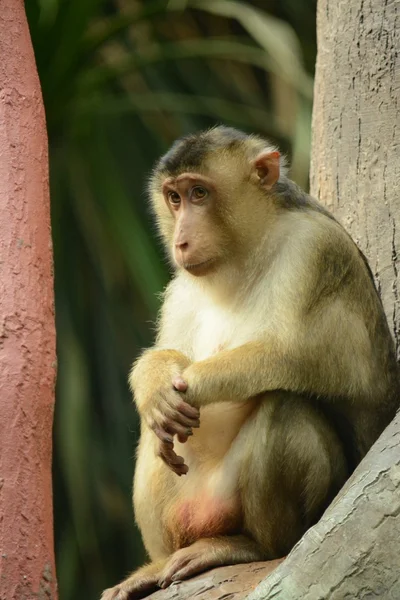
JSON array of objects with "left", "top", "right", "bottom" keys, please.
[
  {"left": 174, "top": 412, "right": 200, "bottom": 429},
  {"left": 160, "top": 456, "right": 189, "bottom": 476},
  {"left": 159, "top": 442, "right": 184, "bottom": 464},
  {"left": 177, "top": 433, "right": 189, "bottom": 443},
  {"left": 152, "top": 407, "right": 195, "bottom": 438},
  {"left": 162, "top": 417, "right": 194, "bottom": 439},
  {"left": 151, "top": 409, "right": 193, "bottom": 441},
  {"left": 172, "top": 376, "right": 188, "bottom": 392},
  {"left": 159, "top": 445, "right": 189, "bottom": 475},
  {"left": 152, "top": 426, "right": 174, "bottom": 445},
  {"left": 160, "top": 447, "right": 184, "bottom": 465},
  {"left": 100, "top": 586, "right": 121, "bottom": 600},
  {"left": 164, "top": 454, "right": 186, "bottom": 467},
  {"left": 147, "top": 410, "right": 175, "bottom": 443},
  {"left": 172, "top": 463, "right": 189, "bottom": 476},
  {"left": 159, "top": 554, "right": 192, "bottom": 588},
  {"left": 171, "top": 560, "right": 203, "bottom": 583},
  {"left": 177, "top": 401, "right": 200, "bottom": 419}
]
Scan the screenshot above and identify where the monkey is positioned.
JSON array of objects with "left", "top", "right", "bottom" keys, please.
[{"left": 101, "top": 126, "right": 399, "bottom": 600}]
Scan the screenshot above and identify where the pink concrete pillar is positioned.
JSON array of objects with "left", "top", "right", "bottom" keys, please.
[{"left": 0, "top": 1, "right": 58, "bottom": 598}]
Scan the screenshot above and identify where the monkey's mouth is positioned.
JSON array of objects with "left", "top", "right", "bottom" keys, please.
[{"left": 183, "top": 258, "right": 214, "bottom": 274}]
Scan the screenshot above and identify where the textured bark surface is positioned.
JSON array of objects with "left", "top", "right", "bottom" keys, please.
[
  {"left": 310, "top": 0, "right": 400, "bottom": 358},
  {"left": 144, "top": 0, "right": 400, "bottom": 598},
  {"left": 248, "top": 0, "right": 400, "bottom": 596},
  {"left": 0, "top": 1, "right": 57, "bottom": 599},
  {"left": 146, "top": 560, "right": 282, "bottom": 600},
  {"left": 247, "top": 414, "right": 400, "bottom": 599}
]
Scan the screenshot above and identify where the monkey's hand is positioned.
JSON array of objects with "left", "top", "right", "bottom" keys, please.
[
  {"left": 130, "top": 349, "right": 200, "bottom": 474},
  {"left": 157, "top": 438, "right": 189, "bottom": 477},
  {"left": 146, "top": 384, "right": 200, "bottom": 476},
  {"left": 144, "top": 382, "right": 200, "bottom": 446}
]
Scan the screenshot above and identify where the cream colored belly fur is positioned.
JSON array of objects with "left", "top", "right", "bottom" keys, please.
[
  {"left": 134, "top": 398, "right": 260, "bottom": 558},
  {"left": 134, "top": 285, "right": 278, "bottom": 557}
]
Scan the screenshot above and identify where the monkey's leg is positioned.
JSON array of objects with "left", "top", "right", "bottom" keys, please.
[
  {"left": 241, "top": 392, "right": 348, "bottom": 558},
  {"left": 158, "top": 534, "right": 266, "bottom": 588},
  {"left": 100, "top": 560, "right": 167, "bottom": 600}
]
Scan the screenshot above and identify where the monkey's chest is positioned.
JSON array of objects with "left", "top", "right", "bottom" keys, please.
[
  {"left": 193, "top": 305, "right": 257, "bottom": 360},
  {"left": 192, "top": 307, "right": 231, "bottom": 359}
]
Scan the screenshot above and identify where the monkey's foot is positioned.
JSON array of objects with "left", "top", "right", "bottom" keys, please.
[
  {"left": 158, "top": 540, "right": 222, "bottom": 589},
  {"left": 100, "top": 571, "right": 159, "bottom": 600},
  {"left": 158, "top": 535, "right": 268, "bottom": 589}
]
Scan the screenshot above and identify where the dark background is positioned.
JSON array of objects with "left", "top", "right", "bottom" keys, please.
[{"left": 25, "top": 1, "right": 317, "bottom": 598}]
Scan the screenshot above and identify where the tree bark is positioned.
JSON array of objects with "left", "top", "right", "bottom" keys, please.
[
  {"left": 0, "top": 2, "right": 58, "bottom": 599},
  {"left": 144, "top": 0, "right": 400, "bottom": 597},
  {"left": 311, "top": 0, "right": 400, "bottom": 357},
  {"left": 145, "top": 561, "right": 282, "bottom": 600},
  {"left": 247, "top": 414, "right": 400, "bottom": 599},
  {"left": 249, "top": 0, "right": 400, "bottom": 596}
]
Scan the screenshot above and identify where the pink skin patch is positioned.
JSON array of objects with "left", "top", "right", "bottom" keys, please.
[{"left": 168, "top": 496, "right": 241, "bottom": 548}]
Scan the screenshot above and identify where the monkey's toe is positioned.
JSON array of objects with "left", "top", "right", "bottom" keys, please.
[
  {"left": 158, "top": 547, "right": 207, "bottom": 588},
  {"left": 101, "top": 576, "right": 160, "bottom": 600},
  {"left": 100, "top": 586, "right": 122, "bottom": 600}
]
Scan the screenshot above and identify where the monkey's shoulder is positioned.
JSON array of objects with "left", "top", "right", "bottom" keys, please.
[
  {"left": 294, "top": 209, "right": 373, "bottom": 283},
  {"left": 277, "top": 209, "right": 380, "bottom": 319}
]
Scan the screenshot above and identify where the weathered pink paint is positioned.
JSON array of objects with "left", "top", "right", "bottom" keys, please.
[{"left": 0, "top": 1, "right": 58, "bottom": 599}]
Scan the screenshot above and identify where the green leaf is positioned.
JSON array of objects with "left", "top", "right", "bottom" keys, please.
[
  {"left": 77, "top": 38, "right": 281, "bottom": 90},
  {"left": 82, "top": 0, "right": 170, "bottom": 55},
  {"left": 74, "top": 92, "right": 282, "bottom": 138},
  {"left": 187, "top": 0, "right": 313, "bottom": 98}
]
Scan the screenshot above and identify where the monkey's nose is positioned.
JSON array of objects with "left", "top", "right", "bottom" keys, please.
[{"left": 175, "top": 241, "right": 189, "bottom": 251}]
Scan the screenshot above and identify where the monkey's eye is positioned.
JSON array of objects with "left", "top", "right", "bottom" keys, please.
[
  {"left": 192, "top": 186, "right": 208, "bottom": 201},
  {"left": 167, "top": 191, "right": 181, "bottom": 206}
]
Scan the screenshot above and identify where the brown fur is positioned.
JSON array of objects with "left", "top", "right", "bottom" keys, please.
[{"left": 101, "top": 127, "right": 399, "bottom": 600}]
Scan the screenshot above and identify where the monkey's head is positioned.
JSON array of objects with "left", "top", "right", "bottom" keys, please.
[{"left": 149, "top": 126, "right": 285, "bottom": 276}]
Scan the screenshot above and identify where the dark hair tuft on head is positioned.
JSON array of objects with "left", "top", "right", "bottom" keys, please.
[{"left": 155, "top": 126, "right": 251, "bottom": 176}]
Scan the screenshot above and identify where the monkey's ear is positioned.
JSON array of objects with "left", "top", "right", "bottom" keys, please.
[{"left": 254, "top": 151, "right": 280, "bottom": 189}]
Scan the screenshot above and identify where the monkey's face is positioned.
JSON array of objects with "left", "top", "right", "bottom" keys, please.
[
  {"left": 161, "top": 172, "right": 229, "bottom": 276},
  {"left": 149, "top": 127, "right": 283, "bottom": 276}
]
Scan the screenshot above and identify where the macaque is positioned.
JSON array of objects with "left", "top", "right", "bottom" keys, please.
[{"left": 101, "top": 127, "right": 399, "bottom": 600}]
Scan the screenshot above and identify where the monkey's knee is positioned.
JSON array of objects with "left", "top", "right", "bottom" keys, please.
[
  {"left": 243, "top": 396, "right": 347, "bottom": 557},
  {"left": 276, "top": 398, "right": 347, "bottom": 514}
]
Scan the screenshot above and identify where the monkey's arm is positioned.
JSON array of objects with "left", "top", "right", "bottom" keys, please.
[
  {"left": 181, "top": 230, "right": 383, "bottom": 407},
  {"left": 181, "top": 311, "right": 374, "bottom": 407},
  {"left": 130, "top": 348, "right": 191, "bottom": 413}
]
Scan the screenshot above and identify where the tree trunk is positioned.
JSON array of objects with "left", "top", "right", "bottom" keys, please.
[
  {"left": 0, "top": 2, "right": 58, "bottom": 599},
  {"left": 144, "top": 0, "right": 400, "bottom": 597},
  {"left": 247, "top": 414, "right": 400, "bottom": 599},
  {"left": 249, "top": 0, "right": 400, "bottom": 596},
  {"left": 310, "top": 0, "right": 400, "bottom": 356}
]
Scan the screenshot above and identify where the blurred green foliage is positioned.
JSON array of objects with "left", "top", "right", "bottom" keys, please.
[{"left": 26, "top": 1, "right": 316, "bottom": 598}]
